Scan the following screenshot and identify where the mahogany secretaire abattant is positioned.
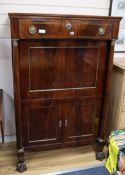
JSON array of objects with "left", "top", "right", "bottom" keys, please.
[{"left": 8, "top": 13, "right": 121, "bottom": 172}]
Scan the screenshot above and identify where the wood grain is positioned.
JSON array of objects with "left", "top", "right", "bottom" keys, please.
[{"left": 0, "top": 142, "right": 105, "bottom": 175}]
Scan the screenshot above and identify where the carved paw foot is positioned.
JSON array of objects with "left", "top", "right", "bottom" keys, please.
[
  {"left": 96, "top": 151, "right": 105, "bottom": 161},
  {"left": 96, "top": 138, "right": 106, "bottom": 148},
  {"left": 16, "top": 162, "right": 27, "bottom": 173}
]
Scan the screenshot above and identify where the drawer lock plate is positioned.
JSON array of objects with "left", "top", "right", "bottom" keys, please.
[{"left": 66, "top": 23, "right": 72, "bottom": 30}]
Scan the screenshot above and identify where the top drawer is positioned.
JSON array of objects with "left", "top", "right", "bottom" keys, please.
[{"left": 19, "top": 19, "right": 112, "bottom": 39}]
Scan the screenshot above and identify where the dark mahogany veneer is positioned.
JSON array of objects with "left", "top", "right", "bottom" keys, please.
[{"left": 8, "top": 13, "right": 121, "bottom": 172}]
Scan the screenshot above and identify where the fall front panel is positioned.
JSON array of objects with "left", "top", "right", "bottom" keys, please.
[
  {"left": 29, "top": 47, "right": 98, "bottom": 90},
  {"left": 19, "top": 40, "right": 108, "bottom": 99}
]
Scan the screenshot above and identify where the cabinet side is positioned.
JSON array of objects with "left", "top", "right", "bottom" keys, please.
[
  {"left": 9, "top": 17, "right": 22, "bottom": 149},
  {"left": 108, "top": 67, "right": 124, "bottom": 132}
]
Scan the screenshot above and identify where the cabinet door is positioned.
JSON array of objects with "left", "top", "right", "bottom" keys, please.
[
  {"left": 63, "top": 100, "right": 101, "bottom": 145},
  {"left": 21, "top": 102, "right": 63, "bottom": 148}
]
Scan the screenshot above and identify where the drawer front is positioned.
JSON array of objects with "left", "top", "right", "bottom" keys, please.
[
  {"left": 65, "top": 20, "right": 112, "bottom": 39},
  {"left": 19, "top": 19, "right": 112, "bottom": 39},
  {"left": 19, "top": 19, "right": 64, "bottom": 39}
]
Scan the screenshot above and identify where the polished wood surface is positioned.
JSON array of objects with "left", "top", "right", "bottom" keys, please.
[
  {"left": 9, "top": 13, "right": 121, "bottom": 39},
  {"left": 0, "top": 142, "right": 105, "bottom": 175},
  {"left": 19, "top": 40, "right": 107, "bottom": 99},
  {"left": 21, "top": 98, "right": 101, "bottom": 149},
  {"left": 8, "top": 13, "right": 121, "bottom": 172},
  {"left": 19, "top": 19, "right": 113, "bottom": 39}
]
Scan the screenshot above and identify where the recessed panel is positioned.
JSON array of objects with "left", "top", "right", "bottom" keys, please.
[
  {"left": 29, "top": 47, "right": 99, "bottom": 91},
  {"left": 28, "top": 106, "right": 59, "bottom": 143},
  {"left": 68, "top": 103, "right": 96, "bottom": 139}
]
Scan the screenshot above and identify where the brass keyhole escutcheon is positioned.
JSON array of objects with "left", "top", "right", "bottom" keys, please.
[{"left": 66, "top": 23, "right": 72, "bottom": 30}]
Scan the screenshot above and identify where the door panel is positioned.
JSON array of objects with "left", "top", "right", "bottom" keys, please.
[
  {"left": 21, "top": 102, "right": 62, "bottom": 147},
  {"left": 19, "top": 40, "right": 108, "bottom": 100},
  {"left": 63, "top": 100, "right": 101, "bottom": 144}
]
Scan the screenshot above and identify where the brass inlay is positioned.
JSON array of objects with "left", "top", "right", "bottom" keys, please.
[
  {"left": 12, "top": 39, "right": 18, "bottom": 47},
  {"left": 111, "top": 40, "right": 115, "bottom": 46}
]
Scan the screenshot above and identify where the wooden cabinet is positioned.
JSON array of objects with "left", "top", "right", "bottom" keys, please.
[
  {"left": 108, "top": 57, "right": 125, "bottom": 132},
  {"left": 8, "top": 13, "right": 121, "bottom": 172}
]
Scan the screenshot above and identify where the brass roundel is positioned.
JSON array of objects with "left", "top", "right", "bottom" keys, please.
[
  {"left": 66, "top": 23, "right": 72, "bottom": 30},
  {"left": 29, "top": 25, "right": 37, "bottom": 34},
  {"left": 99, "top": 27, "right": 105, "bottom": 35}
]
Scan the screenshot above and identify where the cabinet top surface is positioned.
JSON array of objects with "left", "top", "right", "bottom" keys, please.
[
  {"left": 114, "top": 57, "right": 125, "bottom": 70},
  {"left": 8, "top": 13, "right": 122, "bottom": 21}
]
